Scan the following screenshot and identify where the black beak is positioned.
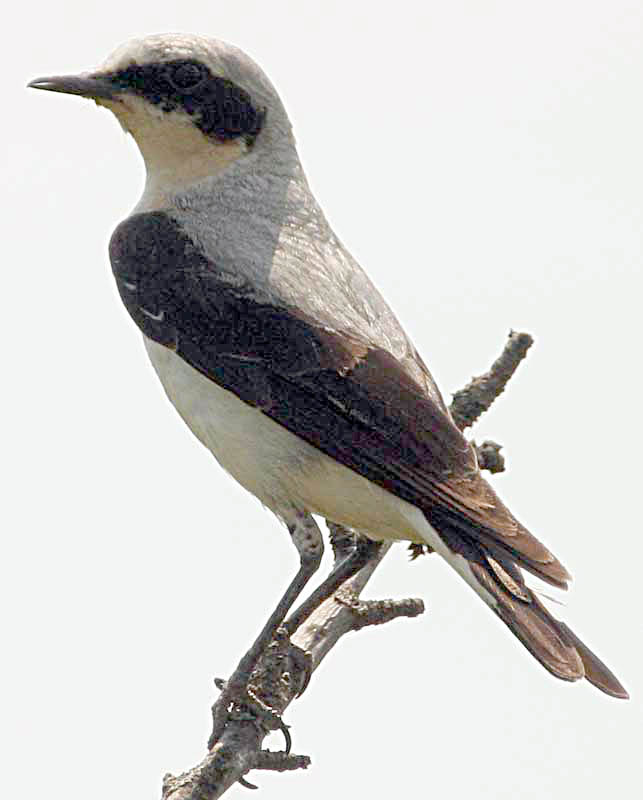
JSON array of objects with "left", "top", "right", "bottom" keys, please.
[{"left": 27, "top": 73, "right": 117, "bottom": 100}]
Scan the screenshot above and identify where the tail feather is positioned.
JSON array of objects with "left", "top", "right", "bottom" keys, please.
[
  {"left": 427, "top": 503, "right": 571, "bottom": 589},
  {"left": 473, "top": 526, "right": 571, "bottom": 590},
  {"left": 468, "top": 557, "right": 585, "bottom": 682},
  {"left": 417, "top": 512, "right": 628, "bottom": 698},
  {"left": 557, "top": 622, "right": 629, "bottom": 699}
]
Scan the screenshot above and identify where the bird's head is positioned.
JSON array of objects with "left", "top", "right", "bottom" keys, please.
[{"left": 29, "top": 33, "right": 294, "bottom": 205}]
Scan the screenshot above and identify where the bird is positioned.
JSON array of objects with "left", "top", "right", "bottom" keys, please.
[{"left": 29, "top": 33, "right": 628, "bottom": 723}]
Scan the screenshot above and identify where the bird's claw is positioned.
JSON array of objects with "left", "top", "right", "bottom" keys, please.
[{"left": 209, "top": 632, "right": 309, "bottom": 754}]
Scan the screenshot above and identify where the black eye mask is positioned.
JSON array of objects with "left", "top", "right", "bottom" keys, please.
[{"left": 108, "top": 59, "right": 265, "bottom": 144}]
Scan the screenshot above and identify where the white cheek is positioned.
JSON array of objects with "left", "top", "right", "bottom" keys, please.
[{"left": 113, "top": 95, "right": 194, "bottom": 135}]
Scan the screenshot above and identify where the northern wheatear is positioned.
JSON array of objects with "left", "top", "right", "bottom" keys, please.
[{"left": 29, "top": 35, "right": 628, "bottom": 723}]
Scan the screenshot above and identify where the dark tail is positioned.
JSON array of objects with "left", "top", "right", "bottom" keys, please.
[{"left": 425, "top": 514, "right": 628, "bottom": 698}]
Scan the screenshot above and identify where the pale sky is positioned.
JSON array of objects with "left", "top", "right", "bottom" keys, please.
[{"left": 5, "top": 2, "right": 642, "bottom": 798}]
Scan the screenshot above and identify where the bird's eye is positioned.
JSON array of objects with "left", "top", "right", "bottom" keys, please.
[{"left": 167, "top": 62, "right": 207, "bottom": 92}]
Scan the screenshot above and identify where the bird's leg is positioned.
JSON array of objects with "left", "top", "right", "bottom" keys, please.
[
  {"left": 282, "top": 536, "right": 382, "bottom": 640},
  {"left": 208, "top": 513, "right": 323, "bottom": 749}
]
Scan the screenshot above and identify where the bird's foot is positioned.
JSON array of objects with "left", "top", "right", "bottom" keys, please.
[{"left": 208, "top": 627, "right": 312, "bottom": 751}]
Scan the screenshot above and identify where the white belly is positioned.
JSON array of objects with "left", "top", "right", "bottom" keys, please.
[{"left": 143, "top": 337, "right": 423, "bottom": 541}]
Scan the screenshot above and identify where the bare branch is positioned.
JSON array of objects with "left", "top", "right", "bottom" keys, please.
[
  {"left": 162, "top": 546, "right": 400, "bottom": 799},
  {"left": 334, "top": 585, "right": 425, "bottom": 630},
  {"left": 450, "top": 330, "right": 533, "bottom": 430},
  {"left": 251, "top": 751, "right": 311, "bottom": 773}
]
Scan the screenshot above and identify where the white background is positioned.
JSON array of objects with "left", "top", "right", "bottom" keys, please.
[{"left": 5, "top": 2, "right": 642, "bottom": 798}]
